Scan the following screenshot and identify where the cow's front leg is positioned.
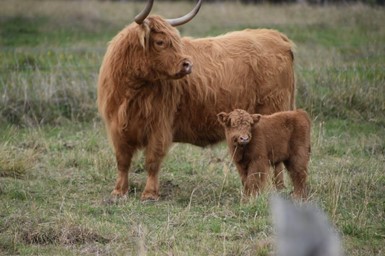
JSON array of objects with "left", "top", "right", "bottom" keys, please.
[
  {"left": 111, "top": 133, "right": 136, "bottom": 197},
  {"left": 141, "top": 135, "right": 172, "bottom": 201}
]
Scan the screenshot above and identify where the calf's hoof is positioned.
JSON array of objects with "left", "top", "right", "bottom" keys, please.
[
  {"left": 241, "top": 189, "right": 260, "bottom": 204},
  {"left": 275, "top": 184, "right": 287, "bottom": 191},
  {"left": 290, "top": 190, "right": 308, "bottom": 201}
]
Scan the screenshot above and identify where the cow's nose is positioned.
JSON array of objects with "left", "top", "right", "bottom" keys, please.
[{"left": 182, "top": 60, "right": 192, "bottom": 74}]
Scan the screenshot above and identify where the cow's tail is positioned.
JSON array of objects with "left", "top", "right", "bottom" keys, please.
[
  {"left": 289, "top": 44, "right": 296, "bottom": 111},
  {"left": 280, "top": 32, "right": 297, "bottom": 111},
  {"left": 291, "top": 68, "right": 296, "bottom": 110}
]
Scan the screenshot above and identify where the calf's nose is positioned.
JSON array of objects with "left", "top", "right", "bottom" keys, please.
[{"left": 238, "top": 135, "right": 250, "bottom": 145}]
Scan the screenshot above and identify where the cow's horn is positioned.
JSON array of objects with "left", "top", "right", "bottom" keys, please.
[
  {"left": 166, "top": 0, "right": 202, "bottom": 27},
  {"left": 134, "top": 0, "right": 154, "bottom": 25}
]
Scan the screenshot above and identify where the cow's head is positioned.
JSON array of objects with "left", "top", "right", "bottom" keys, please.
[
  {"left": 217, "top": 109, "right": 261, "bottom": 147},
  {"left": 125, "top": 0, "right": 202, "bottom": 82}
]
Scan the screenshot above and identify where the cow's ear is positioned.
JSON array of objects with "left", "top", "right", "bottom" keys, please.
[
  {"left": 217, "top": 112, "right": 229, "bottom": 126},
  {"left": 139, "top": 22, "right": 151, "bottom": 49},
  {"left": 251, "top": 114, "right": 261, "bottom": 124}
]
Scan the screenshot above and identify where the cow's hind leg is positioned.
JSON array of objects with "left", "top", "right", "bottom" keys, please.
[{"left": 274, "top": 162, "right": 286, "bottom": 190}]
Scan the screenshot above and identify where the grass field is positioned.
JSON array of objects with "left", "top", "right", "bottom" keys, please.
[{"left": 0, "top": 0, "right": 384, "bottom": 255}]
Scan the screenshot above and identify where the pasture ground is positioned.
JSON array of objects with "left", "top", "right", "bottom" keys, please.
[{"left": 0, "top": 1, "right": 384, "bottom": 255}]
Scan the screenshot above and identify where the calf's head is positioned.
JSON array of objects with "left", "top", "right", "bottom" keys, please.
[
  {"left": 217, "top": 109, "right": 261, "bottom": 147},
  {"left": 121, "top": 0, "right": 202, "bottom": 82}
]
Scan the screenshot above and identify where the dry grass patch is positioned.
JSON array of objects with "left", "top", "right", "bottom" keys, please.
[{"left": 21, "top": 222, "right": 110, "bottom": 246}]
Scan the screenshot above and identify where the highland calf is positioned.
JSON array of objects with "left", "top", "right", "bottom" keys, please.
[{"left": 217, "top": 109, "right": 311, "bottom": 199}]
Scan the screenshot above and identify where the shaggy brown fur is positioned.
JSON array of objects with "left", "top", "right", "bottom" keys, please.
[
  {"left": 97, "top": 15, "right": 296, "bottom": 201},
  {"left": 217, "top": 109, "right": 310, "bottom": 199}
]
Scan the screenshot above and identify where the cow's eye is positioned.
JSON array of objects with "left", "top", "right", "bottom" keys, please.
[{"left": 155, "top": 40, "right": 164, "bottom": 47}]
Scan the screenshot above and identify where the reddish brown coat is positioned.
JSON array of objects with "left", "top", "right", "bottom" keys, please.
[
  {"left": 97, "top": 16, "right": 296, "bottom": 200},
  {"left": 218, "top": 109, "right": 310, "bottom": 199}
]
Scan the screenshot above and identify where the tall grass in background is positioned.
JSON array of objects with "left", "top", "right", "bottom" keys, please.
[
  {"left": 0, "top": 1, "right": 384, "bottom": 126},
  {"left": 0, "top": 49, "right": 100, "bottom": 125}
]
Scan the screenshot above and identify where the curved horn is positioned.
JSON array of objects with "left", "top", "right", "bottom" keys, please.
[
  {"left": 166, "top": 0, "right": 202, "bottom": 27},
  {"left": 134, "top": 0, "right": 154, "bottom": 25}
]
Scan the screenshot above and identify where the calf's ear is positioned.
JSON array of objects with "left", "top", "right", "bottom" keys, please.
[
  {"left": 251, "top": 114, "right": 262, "bottom": 124},
  {"left": 217, "top": 112, "right": 229, "bottom": 126}
]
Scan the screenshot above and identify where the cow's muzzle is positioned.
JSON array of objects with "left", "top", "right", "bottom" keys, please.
[
  {"left": 175, "top": 59, "right": 192, "bottom": 78},
  {"left": 182, "top": 60, "right": 192, "bottom": 74}
]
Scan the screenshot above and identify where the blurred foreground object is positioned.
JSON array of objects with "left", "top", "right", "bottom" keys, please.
[{"left": 271, "top": 195, "right": 343, "bottom": 256}]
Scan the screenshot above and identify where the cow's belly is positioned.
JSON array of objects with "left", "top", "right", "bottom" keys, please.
[
  {"left": 173, "top": 131, "right": 224, "bottom": 147},
  {"left": 171, "top": 94, "right": 255, "bottom": 147},
  {"left": 172, "top": 113, "right": 225, "bottom": 147}
]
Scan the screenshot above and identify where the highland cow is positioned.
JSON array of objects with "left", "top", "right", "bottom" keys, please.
[
  {"left": 97, "top": 0, "right": 296, "bottom": 201},
  {"left": 217, "top": 109, "right": 310, "bottom": 199}
]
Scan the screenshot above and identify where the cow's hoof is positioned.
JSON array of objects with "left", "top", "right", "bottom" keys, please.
[
  {"left": 103, "top": 191, "right": 128, "bottom": 205},
  {"left": 141, "top": 191, "right": 159, "bottom": 202},
  {"left": 111, "top": 189, "right": 128, "bottom": 197}
]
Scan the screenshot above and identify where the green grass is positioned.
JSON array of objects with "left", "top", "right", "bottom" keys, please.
[
  {"left": 0, "top": 0, "right": 384, "bottom": 255},
  {"left": 0, "top": 122, "right": 384, "bottom": 255}
]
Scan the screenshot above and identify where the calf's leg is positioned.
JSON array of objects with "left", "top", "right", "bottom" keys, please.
[
  {"left": 234, "top": 162, "right": 248, "bottom": 186},
  {"left": 244, "top": 160, "right": 269, "bottom": 197},
  {"left": 285, "top": 157, "right": 308, "bottom": 200},
  {"left": 274, "top": 162, "right": 286, "bottom": 190}
]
